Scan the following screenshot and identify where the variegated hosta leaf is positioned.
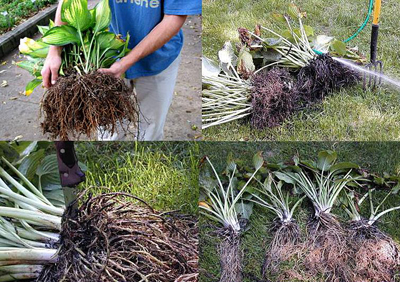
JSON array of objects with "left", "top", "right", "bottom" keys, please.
[
  {"left": 61, "top": 0, "right": 93, "bottom": 32},
  {"left": 16, "top": 59, "right": 44, "bottom": 76},
  {"left": 25, "top": 79, "right": 43, "bottom": 96},
  {"left": 97, "top": 32, "right": 125, "bottom": 50},
  {"left": 42, "top": 25, "right": 80, "bottom": 46},
  {"left": 94, "top": 0, "right": 112, "bottom": 32}
]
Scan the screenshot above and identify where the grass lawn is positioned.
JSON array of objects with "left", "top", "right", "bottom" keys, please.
[
  {"left": 199, "top": 142, "right": 400, "bottom": 282},
  {"left": 0, "top": 0, "right": 57, "bottom": 34},
  {"left": 75, "top": 141, "right": 199, "bottom": 215},
  {"left": 202, "top": 0, "right": 400, "bottom": 141}
]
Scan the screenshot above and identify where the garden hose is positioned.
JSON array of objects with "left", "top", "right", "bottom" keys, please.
[
  {"left": 343, "top": 0, "right": 374, "bottom": 43},
  {"left": 313, "top": 0, "right": 376, "bottom": 55}
]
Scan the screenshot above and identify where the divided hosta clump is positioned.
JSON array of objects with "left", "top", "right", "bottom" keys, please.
[
  {"left": 344, "top": 188, "right": 400, "bottom": 282},
  {"left": 17, "top": 0, "right": 138, "bottom": 140},
  {"left": 199, "top": 153, "right": 264, "bottom": 282},
  {"left": 281, "top": 151, "right": 359, "bottom": 282},
  {"left": 249, "top": 171, "right": 304, "bottom": 278}
]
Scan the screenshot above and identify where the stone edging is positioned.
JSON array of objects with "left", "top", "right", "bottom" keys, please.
[{"left": 0, "top": 4, "right": 57, "bottom": 59}]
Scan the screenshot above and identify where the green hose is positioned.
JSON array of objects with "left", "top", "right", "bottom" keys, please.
[
  {"left": 343, "top": 0, "right": 374, "bottom": 43},
  {"left": 313, "top": 0, "right": 374, "bottom": 55}
]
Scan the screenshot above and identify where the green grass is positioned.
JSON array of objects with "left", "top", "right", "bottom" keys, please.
[
  {"left": 0, "top": 0, "right": 57, "bottom": 33},
  {"left": 203, "top": 0, "right": 400, "bottom": 141},
  {"left": 199, "top": 142, "right": 400, "bottom": 282},
  {"left": 75, "top": 142, "right": 199, "bottom": 215}
]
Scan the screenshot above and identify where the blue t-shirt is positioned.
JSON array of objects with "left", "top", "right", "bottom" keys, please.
[{"left": 109, "top": 0, "right": 202, "bottom": 79}]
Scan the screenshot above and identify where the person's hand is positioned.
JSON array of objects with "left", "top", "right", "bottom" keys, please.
[
  {"left": 41, "top": 46, "right": 62, "bottom": 88},
  {"left": 98, "top": 60, "right": 129, "bottom": 79}
]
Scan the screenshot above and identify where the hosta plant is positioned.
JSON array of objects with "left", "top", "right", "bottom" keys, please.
[
  {"left": 199, "top": 152, "right": 263, "bottom": 282},
  {"left": 16, "top": 0, "right": 138, "bottom": 140}
]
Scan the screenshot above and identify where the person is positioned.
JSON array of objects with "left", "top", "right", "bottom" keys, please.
[{"left": 41, "top": 0, "right": 202, "bottom": 141}]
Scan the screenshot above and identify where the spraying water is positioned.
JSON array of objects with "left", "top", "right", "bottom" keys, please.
[{"left": 332, "top": 57, "right": 400, "bottom": 90}]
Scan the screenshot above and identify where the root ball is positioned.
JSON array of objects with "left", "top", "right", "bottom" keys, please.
[
  {"left": 250, "top": 67, "right": 298, "bottom": 129},
  {"left": 296, "top": 54, "right": 361, "bottom": 102},
  {"left": 37, "top": 193, "right": 198, "bottom": 282},
  {"left": 41, "top": 72, "right": 139, "bottom": 140}
]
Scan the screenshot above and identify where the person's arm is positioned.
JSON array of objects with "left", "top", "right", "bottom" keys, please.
[
  {"left": 98, "top": 14, "right": 187, "bottom": 78},
  {"left": 41, "top": 1, "right": 66, "bottom": 88}
]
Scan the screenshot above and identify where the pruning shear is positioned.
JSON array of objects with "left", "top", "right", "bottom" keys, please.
[
  {"left": 55, "top": 142, "right": 85, "bottom": 217},
  {"left": 363, "top": 0, "right": 383, "bottom": 90}
]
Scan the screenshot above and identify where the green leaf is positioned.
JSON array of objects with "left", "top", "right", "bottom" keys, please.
[
  {"left": 10, "top": 141, "right": 38, "bottom": 157},
  {"left": 36, "top": 155, "right": 61, "bottom": 191},
  {"left": 16, "top": 59, "right": 44, "bottom": 75},
  {"left": 235, "top": 200, "right": 254, "bottom": 220},
  {"left": 37, "top": 25, "right": 50, "bottom": 35},
  {"left": 331, "top": 39, "right": 347, "bottom": 56},
  {"left": 24, "top": 79, "right": 43, "bottom": 96},
  {"left": 329, "top": 162, "right": 359, "bottom": 172},
  {"left": 317, "top": 150, "right": 337, "bottom": 171},
  {"left": 0, "top": 142, "right": 19, "bottom": 162},
  {"left": 61, "top": 0, "right": 92, "bottom": 32},
  {"left": 18, "top": 149, "right": 45, "bottom": 180},
  {"left": 253, "top": 152, "right": 264, "bottom": 170},
  {"left": 288, "top": 3, "right": 300, "bottom": 19},
  {"left": 274, "top": 171, "right": 297, "bottom": 185},
  {"left": 303, "top": 25, "right": 314, "bottom": 37},
  {"left": 44, "top": 190, "right": 65, "bottom": 207},
  {"left": 94, "top": 0, "right": 111, "bottom": 32},
  {"left": 271, "top": 13, "right": 286, "bottom": 23},
  {"left": 27, "top": 47, "right": 50, "bottom": 59},
  {"left": 42, "top": 25, "right": 80, "bottom": 46}
]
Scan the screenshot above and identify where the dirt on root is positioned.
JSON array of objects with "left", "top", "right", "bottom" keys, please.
[
  {"left": 219, "top": 228, "right": 243, "bottom": 282},
  {"left": 251, "top": 68, "right": 298, "bottom": 129},
  {"left": 296, "top": 54, "right": 361, "bottom": 102},
  {"left": 37, "top": 193, "right": 198, "bottom": 282},
  {"left": 348, "top": 220, "right": 400, "bottom": 282},
  {"left": 262, "top": 219, "right": 301, "bottom": 278},
  {"left": 301, "top": 213, "right": 352, "bottom": 282},
  {"left": 41, "top": 71, "right": 138, "bottom": 140}
]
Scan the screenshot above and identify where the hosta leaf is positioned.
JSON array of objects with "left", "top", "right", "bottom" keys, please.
[
  {"left": 253, "top": 151, "right": 264, "bottom": 170},
  {"left": 94, "top": 0, "right": 111, "bottom": 32},
  {"left": 18, "top": 149, "right": 45, "bottom": 180},
  {"left": 303, "top": 25, "right": 314, "bottom": 37},
  {"left": 96, "top": 32, "right": 115, "bottom": 49},
  {"left": 0, "top": 142, "right": 19, "bottom": 163},
  {"left": 24, "top": 79, "right": 42, "bottom": 96},
  {"left": 317, "top": 150, "right": 337, "bottom": 171},
  {"left": 271, "top": 13, "right": 286, "bottom": 23},
  {"left": 27, "top": 47, "right": 50, "bottom": 58},
  {"left": 235, "top": 200, "right": 253, "bottom": 220},
  {"left": 288, "top": 3, "right": 301, "bottom": 19},
  {"left": 42, "top": 25, "right": 80, "bottom": 46},
  {"left": 36, "top": 154, "right": 61, "bottom": 191},
  {"left": 61, "top": 0, "right": 92, "bottom": 32},
  {"left": 331, "top": 39, "right": 347, "bottom": 56},
  {"left": 37, "top": 25, "right": 50, "bottom": 35}
]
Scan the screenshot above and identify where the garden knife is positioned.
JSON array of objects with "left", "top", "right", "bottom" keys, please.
[{"left": 55, "top": 141, "right": 85, "bottom": 216}]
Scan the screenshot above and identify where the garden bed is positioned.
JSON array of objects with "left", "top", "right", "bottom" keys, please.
[{"left": 0, "top": 0, "right": 57, "bottom": 35}]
